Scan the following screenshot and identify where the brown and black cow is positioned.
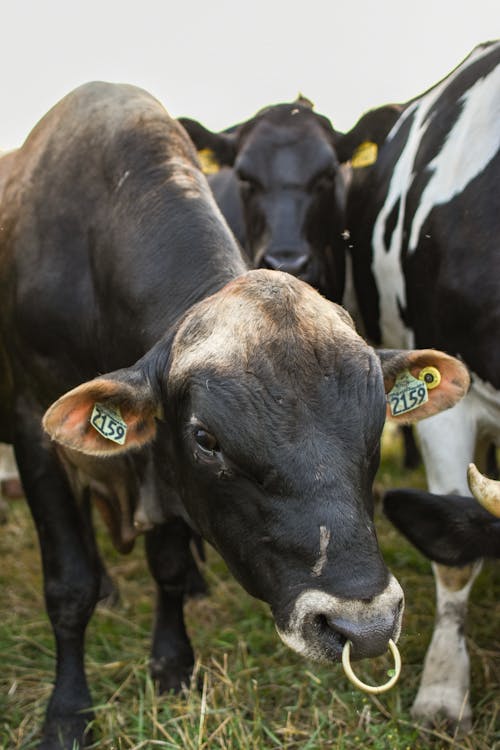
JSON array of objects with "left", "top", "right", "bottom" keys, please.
[
  {"left": 179, "top": 98, "right": 347, "bottom": 302},
  {"left": 0, "top": 81, "right": 469, "bottom": 749}
]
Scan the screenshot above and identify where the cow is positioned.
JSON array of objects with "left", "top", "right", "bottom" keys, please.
[
  {"left": 0, "top": 81, "right": 469, "bottom": 749},
  {"left": 339, "top": 39, "right": 500, "bottom": 730},
  {"left": 384, "top": 463, "right": 500, "bottom": 567},
  {"left": 178, "top": 98, "right": 347, "bottom": 302}
]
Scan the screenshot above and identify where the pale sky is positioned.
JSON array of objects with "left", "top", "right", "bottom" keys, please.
[{"left": 1, "top": 0, "right": 498, "bottom": 150}]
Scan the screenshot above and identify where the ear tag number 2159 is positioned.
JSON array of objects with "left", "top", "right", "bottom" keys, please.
[
  {"left": 387, "top": 370, "right": 428, "bottom": 416},
  {"left": 90, "top": 403, "right": 127, "bottom": 445}
]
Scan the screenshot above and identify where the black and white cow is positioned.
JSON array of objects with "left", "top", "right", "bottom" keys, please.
[
  {"left": 179, "top": 99, "right": 347, "bottom": 301},
  {"left": 0, "top": 82, "right": 469, "bottom": 749},
  {"left": 341, "top": 40, "right": 500, "bottom": 730}
]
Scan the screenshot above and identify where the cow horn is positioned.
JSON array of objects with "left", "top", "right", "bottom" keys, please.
[{"left": 467, "top": 462, "right": 500, "bottom": 518}]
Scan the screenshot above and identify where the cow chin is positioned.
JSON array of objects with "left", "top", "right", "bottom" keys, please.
[{"left": 274, "top": 576, "right": 404, "bottom": 663}]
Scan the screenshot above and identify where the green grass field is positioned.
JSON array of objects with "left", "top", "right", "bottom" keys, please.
[{"left": 1, "top": 426, "right": 499, "bottom": 749}]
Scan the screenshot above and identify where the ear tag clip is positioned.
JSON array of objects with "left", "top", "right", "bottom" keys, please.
[
  {"left": 351, "top": 141, "right": 378, "bottom": 169},
  {"left": 387, "top": 370, "right": 428, "bottom": 417},
  {"left": 90, "top": 403, "right": 127, "bottom": 445},
  {"left": 418, "top": 366, "right": 441, "bottom": 390}
]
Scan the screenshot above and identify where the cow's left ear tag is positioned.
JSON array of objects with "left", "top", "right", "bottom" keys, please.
[
  {"left": 387, "top": 370, "right": 428, "bottom": 417},
  {"left": 351, "top": 141, "right": 378, "bottom": 168},
  {"left": 90, "top": 403, "right": 128, "bottom": 445},
  {"left": 198, "top": 148, "right": 220, "bottom": 175}
]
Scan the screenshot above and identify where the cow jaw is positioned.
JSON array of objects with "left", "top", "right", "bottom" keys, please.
[{"left": 275, "top": 576, "right": 404, "bottom": 663}]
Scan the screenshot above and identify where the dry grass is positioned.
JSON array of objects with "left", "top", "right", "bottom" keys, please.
[{"left": 1, "top": 426, "right": 499, "bottom": 749}]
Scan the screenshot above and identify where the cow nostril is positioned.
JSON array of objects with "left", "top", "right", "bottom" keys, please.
[
  {"left": 312, "top": 613, "right": 347, "bottom": 655},
  {"left": 262, "top": 252, "right": 309, "bottom": 275},
  {"left": 324, "top": 614, "right": 396, "bottom": 660}
]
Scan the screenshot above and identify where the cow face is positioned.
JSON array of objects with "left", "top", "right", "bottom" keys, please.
[
  {"left": 179, "top": 103, "right": 347, "bottom": 301},
  {"left": 43, "top": 270, "right": 469, "bottom": 664}
]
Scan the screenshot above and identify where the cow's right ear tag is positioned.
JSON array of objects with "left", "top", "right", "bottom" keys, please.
[{"left": 387, "top": 370, "right": 428, "bottom": 416}]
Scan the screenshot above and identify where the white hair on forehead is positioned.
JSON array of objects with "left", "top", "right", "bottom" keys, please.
[{"left": 169, "top": 270, "right": 359, "bottom": 383}]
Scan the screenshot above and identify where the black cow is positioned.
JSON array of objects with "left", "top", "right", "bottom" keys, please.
[
  {"left": 179, "top": 99, "right": 347, "bottom": 301},
  {"left": 340, "top": 40, "right": 500, "bottom": 730},
  {"left": 0, "top": 82, "right": 469, "bottom": 749}
]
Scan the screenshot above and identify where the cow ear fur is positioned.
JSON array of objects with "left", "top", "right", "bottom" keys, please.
[
  {"left": 43, "top": 371, "right": 160, "bottom": 457},
  {"left": 335, "top": 104, "right": 403, "bottom": 164},
  {"left": 178, "top": 117, "right": 237, "bottom": 167},
  {"left": 378, "top": 348, "right": 470, "bottom": 424}
]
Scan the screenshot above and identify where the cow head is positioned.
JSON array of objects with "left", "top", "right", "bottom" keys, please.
[
  {"left": 179, "top": 101, "right": 347, "bottom": 301},
  {"left": 43, "top": 270, "right": 469, "bottom": 663}
]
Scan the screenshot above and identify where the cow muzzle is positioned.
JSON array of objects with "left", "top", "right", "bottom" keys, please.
[
  {"left": 261, "top": 248, "right": 310, "bottom": 276},
  {"left": 274, "top": 575, "right": 404, "bottom": 663}
]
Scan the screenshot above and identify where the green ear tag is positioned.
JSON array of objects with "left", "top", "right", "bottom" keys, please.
[
  {"left": 387, "top": 370, "right": 428, "bottom": 416},
  {"left": 90, "top": 403, "right": 127, "bottom": 445}
]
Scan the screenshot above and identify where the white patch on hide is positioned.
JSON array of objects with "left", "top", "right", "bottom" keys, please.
[
  {"left": 311, "top": 525, "right": 331, "bottom": 577},
  {"left": 408, "top": 63, "right": 500, "bottom": 251},
  {"left": 371, "top": 42, "right": 499, "bottom": 349},
  {"left": 416, "top": 372, "right": 500, "bottom": 495}
]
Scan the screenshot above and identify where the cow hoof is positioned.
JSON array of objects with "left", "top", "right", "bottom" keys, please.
[
  {"left": 150, "top": 656, "right": 194, "bottom": 694},
  {"left": 39, "top": 715, "right": 92, "bottom": 749},
  {"left": 411, "top": 689, "right": 472, "bottom": 734}
]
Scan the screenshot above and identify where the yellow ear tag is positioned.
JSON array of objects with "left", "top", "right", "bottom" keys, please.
[
  {"left": 198, "top": 148, "right": 220, "bottom": 175},
  {"left": 387, "top": 370, "right": 428, "bottom": 416},
  {"left": 90, "top": 403, "right": 127, "bottom": 445},
  {"left": 418, "top": 366, "right": 441, "bottom": 390},
  {"left": 351, "top": 141, "right": 378, "bottom": 169}
]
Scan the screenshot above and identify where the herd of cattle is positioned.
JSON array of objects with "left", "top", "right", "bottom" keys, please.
[{"left": 0, "top": 40, "right": 498, "bottom": 749}]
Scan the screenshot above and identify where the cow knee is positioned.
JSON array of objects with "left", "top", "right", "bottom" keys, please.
[{"left": 45, "top": 569, "right": 99, "bottom": 633}]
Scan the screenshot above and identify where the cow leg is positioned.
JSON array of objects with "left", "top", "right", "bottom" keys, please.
[
  {"left": 400, "top": 424, "right": 421, "bottom": 469},
  {"left": 411, "top": 399, "right": 480, "bottom": 731},
  {"left": 14, "top": 417, "right": 99, "bottom": 750},
  {"left": 412, "top": 562, "right": 481, "bottom": 731},
  {"left": 145, "top": 519, "right": 203, "bottom": 692},
  {"left": 79, "top": 495, "right": 120, "bottom": 608}
]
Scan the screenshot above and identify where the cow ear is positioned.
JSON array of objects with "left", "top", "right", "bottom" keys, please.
[
  {"left": 178, "top": 117, "right": 237, "bottom": 167},
  {"left": 335, "top": 104, "right": 402, "bottom": 164},
  {"left": 43, "top": 369, "right": 161, "bottom": 457},
  {"left": 378, "top": 348, "right": 470, "bottom": 424}
]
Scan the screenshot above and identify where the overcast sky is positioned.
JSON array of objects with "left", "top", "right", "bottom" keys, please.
[{"left": 1, "top": 1, "right": 498, "bottom": 150}]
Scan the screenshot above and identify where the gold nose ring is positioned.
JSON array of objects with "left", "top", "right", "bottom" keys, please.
[{"left": 342, "top": 638, "right": 402, "bottom": 694}]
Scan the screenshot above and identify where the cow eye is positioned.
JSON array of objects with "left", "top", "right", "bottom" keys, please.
[{"left": 194, "top": 427, "right": 220, "bottom": 454}]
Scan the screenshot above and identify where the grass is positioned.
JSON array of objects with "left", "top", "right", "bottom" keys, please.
[{"left": 1, "top": 425, "right": 499, "bottom": 749}]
